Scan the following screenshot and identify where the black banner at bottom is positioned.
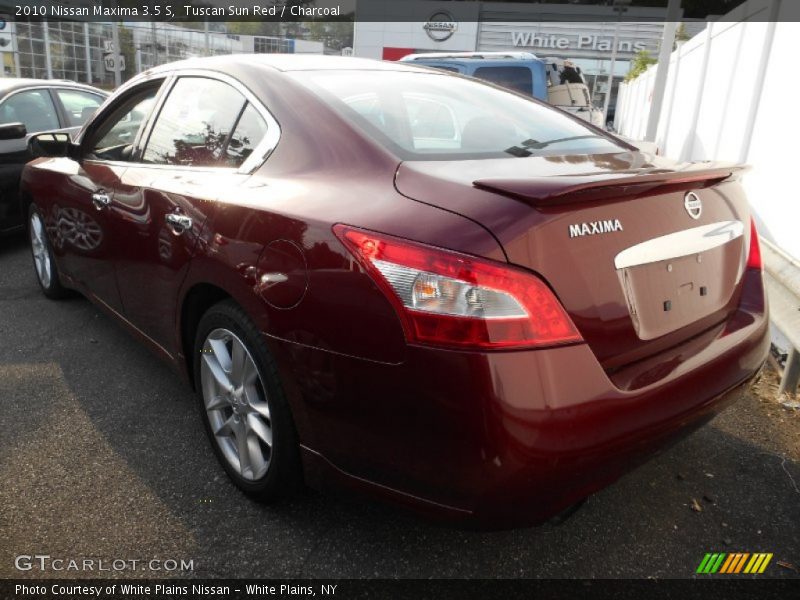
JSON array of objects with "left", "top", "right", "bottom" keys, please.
[{"left": 2, "top": 579, "right": 795, "bottom": 600}]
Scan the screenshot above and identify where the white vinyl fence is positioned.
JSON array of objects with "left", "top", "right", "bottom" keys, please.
[{"left": 615, "top": 0, "right": 800, "bottom": 262}]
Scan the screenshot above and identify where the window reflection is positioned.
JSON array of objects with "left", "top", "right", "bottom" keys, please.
[
  {"left": 0, "top": 90, "right": 59, "bottom": 133},
  {"left": 225, "top": 103, "right": 268, "bottom": 165},
  {"left": 55, "top": 89, "right": 104, "bottom": 127},
  {"left": 90, "top": 89, "right": 157, "bottom": 161},
  {"left": 143, "top": 78, "right": 245, "bottom": 167}
]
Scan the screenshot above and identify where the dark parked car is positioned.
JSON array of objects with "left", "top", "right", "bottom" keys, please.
[
  {"left": 0, "top": 78, "right": 107, "bottom": 235},
  {"left": 20, "top": 55, "right": 768, "bottom": 526}
]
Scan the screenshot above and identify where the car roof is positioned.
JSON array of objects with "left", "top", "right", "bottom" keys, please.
[
  {"left": 146, "top": 53, "right": 433, "bottom": 76},
  {"left": 0, "top": 77, "right": 108, "bottom": 96}
]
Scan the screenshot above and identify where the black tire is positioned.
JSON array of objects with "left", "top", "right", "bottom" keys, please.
[
  {"left": 28, "top": 205, "right": 69, "bottom": 300},
  {"left": 193, "top": 299, "right": 302, "bottom": 501}
]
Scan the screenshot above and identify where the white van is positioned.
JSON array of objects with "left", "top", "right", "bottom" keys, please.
[{"left": 543, "top": 58, "right": 605, "bottom": 128}]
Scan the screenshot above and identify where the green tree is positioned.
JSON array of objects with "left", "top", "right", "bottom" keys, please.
[
  {"left": 119, "top": 26, "right": 137, "bottom": 83},
  {"left": 304, "top": 21, "right": 354, "bottom": 52},
  {"left": 227, "top": 22, "right": 272, "bottom": 36},
  {"left": 625, "top": 50, "right": 657, "bottom": 82},
  {"left": 673, "top": 23, "right": 690, "bottom": 50}
]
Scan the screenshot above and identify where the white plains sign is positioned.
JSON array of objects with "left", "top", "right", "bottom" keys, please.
[{"left": 511, "top": 32, "right": 647, "bottom": 54}]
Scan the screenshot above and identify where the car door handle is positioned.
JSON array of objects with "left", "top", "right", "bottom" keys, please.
[
  {"left": 91, "top": 191, "right": 111, "bottom": 210},
  {"left": 165, "top": 213, "right": 193, "bottom": 236}
]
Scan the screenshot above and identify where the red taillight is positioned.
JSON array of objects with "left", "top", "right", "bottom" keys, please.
[
  {"left": 747, "top": 217, "right": 762, "bottom": 270},
  {"left": 333, "top": 224, "right": 583, "bottom": 351}
]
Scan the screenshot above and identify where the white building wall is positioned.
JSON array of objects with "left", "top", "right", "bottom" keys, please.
[
  {"left": 294, "top": 39, "right": 325, "bottom": 54},
  {"left": 615, "top": 0, "right": 800, "bottom": 260}
]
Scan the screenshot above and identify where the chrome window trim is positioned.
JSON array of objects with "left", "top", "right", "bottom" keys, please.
[
  {"left": 131, "top": 74, "right": 178, "bottom": 162},
  {"left": 140, "top": 69, "right": 280, "bottom": 174},
  {"left": 50, "top": 87, "right": 106, "bottom": 101},
  {"left": 75, "top": 71, "right": 166, "bottom": 144},
  {"left": 79, "top": 69, "right": 281, "bottom": 175},
  {"left": 614, "top": 221, "right": 745, "bottom": 270},
  {"left": 80, "top": 75, "right": 172, "bottom": 167}
]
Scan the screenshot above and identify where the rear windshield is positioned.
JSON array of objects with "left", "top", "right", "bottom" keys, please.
[{"left": 288, "top": 70, "right": 627, "bottom": 161}]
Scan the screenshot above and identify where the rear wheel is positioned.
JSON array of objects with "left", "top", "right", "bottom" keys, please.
[
  {"left": 28, "top": 206, "right": 68, "bottom": 299},
  {"left": 194, "top": 300, "right": 301, "bottom": 501}
]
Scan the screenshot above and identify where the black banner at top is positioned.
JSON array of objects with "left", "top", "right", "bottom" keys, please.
[{"left": 1, "top": 0, "right": 799, "bottom": 23}]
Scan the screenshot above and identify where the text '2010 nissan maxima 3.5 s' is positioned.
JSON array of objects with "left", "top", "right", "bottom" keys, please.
[{"left": 21, "top": 55, "right": 768, "bottom": 527}]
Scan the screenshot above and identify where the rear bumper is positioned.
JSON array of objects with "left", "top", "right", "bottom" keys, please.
[{"left": 275, "top": 271, "right": 769, "bottom": 526}]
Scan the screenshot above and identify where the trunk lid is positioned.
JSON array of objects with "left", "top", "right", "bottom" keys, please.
[{"left": 395, "top": 151, "right": 752, "bottom": 368}]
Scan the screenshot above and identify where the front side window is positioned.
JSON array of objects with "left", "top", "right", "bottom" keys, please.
[
  {"left": 290, "top": 70, "right": 626, "bottom": 161},
  {"left": 88, "top": 87, "right": 158, "bottom": 162},
  {"left": 56, "top": 89, "right": 105, "bottom": 127},
  {"left": 0, "top": 89, "right": 59, "bottom": 133},
  {"left": 143, "top": 78, "right": 247, "bottom": 167}
]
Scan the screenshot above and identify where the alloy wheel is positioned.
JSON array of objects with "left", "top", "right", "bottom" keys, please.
[
  {"left": 200, "top": 328, "right": 273, "bottom": 481},
  {"left": 30, "top": 212, "right": 52, "bottom": 289}
]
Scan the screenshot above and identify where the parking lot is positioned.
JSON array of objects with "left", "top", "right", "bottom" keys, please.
[{"left": 0, "top": 231, "right": 798, "bottom": 580}]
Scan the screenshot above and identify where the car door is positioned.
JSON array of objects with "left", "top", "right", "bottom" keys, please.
[
  {"left": 0, "top": 87, "right": 105, "bottom": 233},
  {"left": 110, "top": 75, "right": 269, "bottom": 355},
  {"left": 0, "top": 88, "right": 62, "bottom": 232},
  {"left": 50, "top": 81, "right": 164, "bottom": 313}
]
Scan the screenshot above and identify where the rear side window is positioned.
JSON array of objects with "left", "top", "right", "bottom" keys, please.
[
  {"left": 56, "top": 89, "right": 104, "bottom": 127},
  {"left": 225, "top": 103, "right": 268, "bottom": 165},
  {"left": 0, "top": 89, "right": 59, "bottom": 133},
  {"left": 143, "top": 77, "right": 247, "bottom": 167},
  {"left": 473, "top": 66, "right": 533, "bottom": 97}
]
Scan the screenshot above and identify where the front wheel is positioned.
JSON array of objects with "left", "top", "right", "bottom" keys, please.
[
  {"left": 194, "top": 300, "right": 302, "bottom": 501},
  {"left": 29, "top": 206, "right": 68, "bottom": 299}
]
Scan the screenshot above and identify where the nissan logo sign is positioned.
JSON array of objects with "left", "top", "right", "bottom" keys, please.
[{"left": 424, "top": 11, "right": 458, "bottom": 42}]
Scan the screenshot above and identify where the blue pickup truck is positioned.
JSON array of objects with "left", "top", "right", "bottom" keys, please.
[{"left": 400, "top": 52, "right": 550, "bottom": 101}]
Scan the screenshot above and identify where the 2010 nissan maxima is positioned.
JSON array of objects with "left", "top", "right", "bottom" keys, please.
[{"left": 20, "top": 55, "right": 768, "bottom": 526}]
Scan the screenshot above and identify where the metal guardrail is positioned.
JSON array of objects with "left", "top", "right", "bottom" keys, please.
[{"left": 761, "top": 238, "right": 800, "bottom": 401}]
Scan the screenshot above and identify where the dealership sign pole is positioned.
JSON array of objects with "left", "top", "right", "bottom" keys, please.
[{"left": 111, "top": 19, "right": 122, "bottom": 87}]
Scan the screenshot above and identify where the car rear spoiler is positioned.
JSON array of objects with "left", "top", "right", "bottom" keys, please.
[{"left": 473, "top": 165, "right": 750, "bottom": 208}]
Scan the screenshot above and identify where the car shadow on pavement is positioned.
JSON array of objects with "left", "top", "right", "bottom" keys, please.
[{"left": 0, "top": 236, "right": 798, "bottom": 579}]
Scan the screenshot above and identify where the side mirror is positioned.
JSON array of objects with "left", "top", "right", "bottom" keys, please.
[
  {"left": 0, "top": 122, "right": 27, "bottom": 140},
  {"left": 28, "top": 132, "right": 75, "bottom": 159}
]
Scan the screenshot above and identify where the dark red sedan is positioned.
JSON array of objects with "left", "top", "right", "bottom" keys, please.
[{"left": 21, "top": 55, "right": 768, "bottom": 526}]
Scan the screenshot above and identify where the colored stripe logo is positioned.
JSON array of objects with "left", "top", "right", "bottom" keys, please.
[{"left": 696, "top": 552, "right": 773, "bottom": 574}]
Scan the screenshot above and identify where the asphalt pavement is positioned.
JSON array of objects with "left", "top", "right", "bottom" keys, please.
[{"left": 1, "top": 232, "right": 798, "bottom": 579}]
